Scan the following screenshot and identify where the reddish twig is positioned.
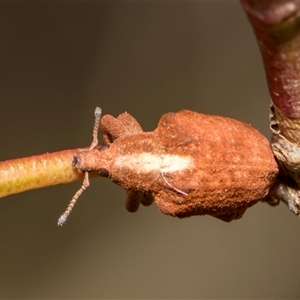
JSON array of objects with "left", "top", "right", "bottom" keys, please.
[
  {"left": 241, "top": 0, "right": 300, "bottom": 117},
  {"left": 240, "top": 0, "right": 300, "bottom": 216}
]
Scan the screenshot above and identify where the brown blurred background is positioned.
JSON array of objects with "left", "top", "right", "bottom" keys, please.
[{"left": 1, "top": 1, "right": 300, "bottom": 299}]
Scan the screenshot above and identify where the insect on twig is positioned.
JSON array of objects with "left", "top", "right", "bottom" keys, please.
[{"left": 58, "top": 107, "right": 278, "bottom": 225}]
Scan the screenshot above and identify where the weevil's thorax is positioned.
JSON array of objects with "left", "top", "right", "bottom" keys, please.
[
  {"left": 108, "top": 131, "right": 196, "bottom": 192},
  {"left": 108, "top": 132, "right": 160, "bottom": 190}
]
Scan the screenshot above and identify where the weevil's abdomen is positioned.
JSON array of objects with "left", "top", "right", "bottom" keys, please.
[{"left": 152, "top": 110, "right": 279, "bottom": 221}]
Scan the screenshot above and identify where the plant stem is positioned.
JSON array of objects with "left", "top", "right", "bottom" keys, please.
[
  {"left": 240, "top": 1, "right": 300, "bottom": 216},
  {"left": 0, "top": 149, "right": 97, "bottom": 198},
  {"left": 240, "top": 0, "right": 300, "bottom": 118}
]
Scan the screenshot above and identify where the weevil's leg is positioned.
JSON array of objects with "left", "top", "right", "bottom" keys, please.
[
  {"left": 100, "top": 112, "right": 143, "bottom": 144},
  {"left": 125, "top": 190, "right": 154, "bottom": 212},
  {"left": 100, "top": 114, "right": 121, "bottom": 144},
  {"left": 140, "top": 193, "right": 154, "bottom": 207},
  {"left": 160, "top": 172, "right": 188, "bottom": 196},
  {"left": 89, "top": 107, "right": 102, "bottom": 150},
  {"left": 116, "top": 112, "right": 143, "bottom": 135},
  {"left": 213, "top": 208, "right": 247, "bottom": 222},
  {"left": 125, "top": 190, "right": 142, "bottom": 212},
  {"left": 58, "top": 172, "right": 90, "bottom": 226}
]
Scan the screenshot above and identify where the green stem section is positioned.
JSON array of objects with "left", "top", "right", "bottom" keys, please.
[{"left": 0, "top": 149, "right": 95, "bottom": 198}]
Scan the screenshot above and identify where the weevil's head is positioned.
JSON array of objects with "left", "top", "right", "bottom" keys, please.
[{"left": 72, "top": 144, "right": 112, "bottom": 176}]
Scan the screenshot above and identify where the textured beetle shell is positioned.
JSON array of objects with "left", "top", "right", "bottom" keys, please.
[
  {"left": 152, "top": 110, "right": 278, "bottom": 221},
  {"left": 75, "top": 110, "right": 279, "bottom": 222}
]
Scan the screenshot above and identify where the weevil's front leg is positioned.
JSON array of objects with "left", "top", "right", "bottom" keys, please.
[
  {"left": 100, "top": 112, "right": 143, "bottom": 144},
  {"left": 116, "top": 112, "right": 143, "bottom": 135}
]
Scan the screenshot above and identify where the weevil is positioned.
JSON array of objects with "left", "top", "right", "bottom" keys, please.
[{"left": 58, "top": 107, "right": 278, "bottom": 225}]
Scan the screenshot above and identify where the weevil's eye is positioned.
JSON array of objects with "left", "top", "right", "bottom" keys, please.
[
  {"left": 100, "top": 144, "right": 110, "bottom": 151},
  {"left": 98, "top": 168, "right": 109, "bottom": 177},
  {"left": 72, "top": 155, "right": 80, "bottom": 167}
]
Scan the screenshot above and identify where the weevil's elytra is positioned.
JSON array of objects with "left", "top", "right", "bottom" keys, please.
[{"left": 58, "top": 107, "right": 279, "bottom": 225}]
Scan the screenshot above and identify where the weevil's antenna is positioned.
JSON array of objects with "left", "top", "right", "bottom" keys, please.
[
  {"left": 58, "top": 172, "right": 90, "bottom": 226},
  {"left": 90, "top": 107, "right": 102, "bottom": 150},
  {"left": 57, "top": 107, "right": 102, "bottom": 226},
  {"left": 160, "top": 172, "right": 188, "bottom": 196}
]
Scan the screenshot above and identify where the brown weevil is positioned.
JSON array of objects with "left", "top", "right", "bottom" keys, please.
[{"left": 58, "top": 107, "right": 279, "bottom": 225}]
